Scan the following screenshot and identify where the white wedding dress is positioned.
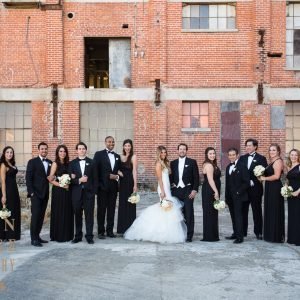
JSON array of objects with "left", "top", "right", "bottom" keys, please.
[{"left": 124, "top": 169, "right": 187, "bottom": 243}]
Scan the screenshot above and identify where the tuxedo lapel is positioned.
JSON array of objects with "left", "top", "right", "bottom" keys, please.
[{"left": 76, "top": 158, "right": 83, "bottom": 177}]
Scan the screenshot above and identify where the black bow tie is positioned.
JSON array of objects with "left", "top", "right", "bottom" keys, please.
[
  {"left": 230, "top": 162, "right": 235, "bottom": 166},
  {"left": 42, "top": 158, "right": 47, "bottom": 162},
  {"left": 79, "top": 158, "right": 86, "bottom": 161},
  {"left": 107, "top": 150, "right": 114, "bottom": 154},
  {"left": 248, "top": 153, "right": 255, "bottom": 157}
]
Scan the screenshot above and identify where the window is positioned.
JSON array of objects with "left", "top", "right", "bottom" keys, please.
[
  {"left": 286, "top": 101, "right": 300, "bottom": 152},
  {"left": 286, "top": 3, "right": 300, "bottom": 68},
  {"left": 0, "top": 102, "right": 32, "bottom": 167},
  {"left": 182, "top": 102, "right": 209, "bottom": 128},
  {"left": 182, "top": 3, "right": 236, "bottom": 30}
]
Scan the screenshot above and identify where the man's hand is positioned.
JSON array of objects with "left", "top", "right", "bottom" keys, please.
[
  {"left": 79, "top": 175, "right": 88, "bottom": 183},
  {"left": 189, "top": 190, "right": 197, "bottom": 199},
  {"left": 109, "top": 174, "right": 119, "bottom": 181}
]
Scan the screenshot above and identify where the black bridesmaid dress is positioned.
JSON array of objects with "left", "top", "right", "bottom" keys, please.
[
  {"left": 0, "top": 166, "right": 21, "bottom": 240},
  {"left": 201, "top": 166, "right": 221, "bottom": 242},
  {"left": 117, "top": 161, "right": 136, "bottom": 234},
  {"left": 263, "top": 159, "right": 285, "bottom": 243},
  {"left": 50, "top": 163, "right": 74, "bottom": 242},
  {"left": 286, "top": 164, "right": 300, "bottom": 246}
]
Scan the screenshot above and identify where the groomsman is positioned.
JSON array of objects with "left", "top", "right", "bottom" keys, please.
[
  {"left": 26, "top": 142, "right": 52, "bottom": 247},
  {"left": 170, "top": 143, "right": 199, "bottom": 242},
  {"left": 225, "top": 148, "right": 250, "bottom": 244},
  {"left": 240, "top": 138, "right": 267, "bottom": 240},
  {"left": 69, "top": 142, "right": 97, "bottom": 244},
  {"left": 93, "top": 136, "right": 120, "bottom": 239}
]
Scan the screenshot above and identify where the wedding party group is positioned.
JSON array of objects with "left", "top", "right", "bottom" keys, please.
[{"left": 0, "top": 137, "right": 300, "bottom": 247}]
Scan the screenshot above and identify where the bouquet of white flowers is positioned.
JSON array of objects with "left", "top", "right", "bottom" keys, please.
[
  {"left": 160, "top": 199, "right": 173, "bottom": 211},
  {"left": 213, "top": 199, "right": 226, "bottom": 211},
  {"left": 128, "top": 192, "right": 140, "bottom": 204},
  {"left": 281, "top": 185, "right": 293, "bottom": 198},
  {"left": 253, "top": 165, "right": 265, "bottom": 177},
  {"left": 0, "top": 206, "right": 11, "bottom": 220},
  {"left": 58, "top": 174, "right": 71, "bottom": 188}
]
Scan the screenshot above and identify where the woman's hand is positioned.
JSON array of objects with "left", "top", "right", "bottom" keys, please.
[
  {"left": 1, "top": 195, "right": 6, "bottom": 205},
  {"left": 160, "top": 191, "right": 166, "bottom": 200},
  {"left": 292, "top": 190, "right": 300, "bottom": 197},
  {"left": 118, "top": 170, "right": 124, "bottom": 177},
  {"left": 259, "top": 176, "right": 265, "bottom": 182},
  {"left": 214, "top": 192, "right": 219, "bottom": 200},
  {"left": 133, "top": 185, "right": 138, "bottom": 193},
  {"left": 71, "top": 174, "right": 76, "bottom": 179},
  {"left": 62, "top": 184, "right": 69, "bottom": 190}
]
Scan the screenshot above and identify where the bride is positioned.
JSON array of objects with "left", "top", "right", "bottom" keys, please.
[{"left": 124, "top": 146, "right": 187, "bottom": 243}]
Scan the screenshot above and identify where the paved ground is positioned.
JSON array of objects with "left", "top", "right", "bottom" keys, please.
[{"left": 0, "top": 192, "right": 300, "bottom": 299}]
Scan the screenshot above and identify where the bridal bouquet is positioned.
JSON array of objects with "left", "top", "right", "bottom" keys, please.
[
  {"left": 213, "top": 199, "right": 226, "bottom": 211},
  {"left": 281, "top": 185, "right": 293, "bottom": 198},
  {"left": 128, "top": 192, "right": 140, "bottom": 204},
  {"left": 253, "top": 165, "right": 265, "bottom": 177},
  {"left": 0, "top": 206, "right": 11, "bottom": 220},
  {"left": 160, "top": 199, "right": 173, "bottom": 211},
  {"left": 58, "top": 174, "right": 71, "bottom": 188}
]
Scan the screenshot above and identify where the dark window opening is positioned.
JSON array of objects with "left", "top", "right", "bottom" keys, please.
[
  {"left": 85, "top": 38, "right": 109, "bottom": 88},
  {"left": 294, "top": 30, "right": 300, "bottom": 55}
]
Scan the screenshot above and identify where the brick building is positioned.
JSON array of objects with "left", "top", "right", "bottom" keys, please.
[{"left": 0, "top": 0, "right": 299, "bottom": 187}]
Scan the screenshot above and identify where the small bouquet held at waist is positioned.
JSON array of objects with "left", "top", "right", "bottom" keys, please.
[
  {"left": 213, "top": 199, "right": 226, "bottom": 211},
  {"left": 0, "top": 205, "right": 11, "bottom": 220},
  {"left": 281, "top": 185, "right": 293, "bottom": 198},
  {"left": 58, "top": 174, "right": 71, "bottom": 188},
  {"left": 160, "top": 198, "right": 173, "bottom": 211},
  {"left": 253, "top": 165, "right": 265, "bottom": 178},
  {"left": 128, "top": 192, "right": 140, "bottom": 204}
]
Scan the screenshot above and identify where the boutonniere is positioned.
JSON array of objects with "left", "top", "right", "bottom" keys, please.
[
  {"left": 86, "top": 163, "right": 90, "bottom": 166},
  {"left": 48, "top": 163, "right": 52, "bottom": 167},
  {"left": 185, "top": 165, "right": 189, "bottom": 167},
  {"left": 116, "top": 158, "right": 119, "bottom": 160},
  {"left": 253, "top": 160, "right": 257, "bottom": 163}
]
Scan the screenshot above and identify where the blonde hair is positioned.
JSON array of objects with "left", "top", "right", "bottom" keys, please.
[
  {"left": 286, "top": 148, "right": 300, "bottom": 168},
  {"left": 156, "top": 146, "right": 171, "bottom": 172}
]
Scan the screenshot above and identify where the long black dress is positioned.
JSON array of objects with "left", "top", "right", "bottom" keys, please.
[
  {"left": 263, "top": 159, "right": 285, "bottom": 243},
  {"left": 50, "top": 163, "right": 74, "bottom": 242},
  {"left": 117, "top": 161, "right": 136, "bottom": 234},
  {"left": 201, "top": 166, "right": 221, "bottom": 242},
  {"left": 0, "top": 166, "right": 21, "bottom": 240},
  {"left": 287, "top": 164, "right": 300, "bottom": 246}
]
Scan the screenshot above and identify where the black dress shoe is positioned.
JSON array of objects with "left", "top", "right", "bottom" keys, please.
[
  {"left": 71, "top": 238, "right": 82, "bottom": 244},
  {"left": 31, "top": 240, "right": 43, "bottom": 247},
  {"left": 38, "top": 238, "right": 48, "bottom": 243},
  {"left": 86, "top": 239, "right": 94, "bottom": 244},
  {"left": 186, "top": 238, "right": 192, "bottom": 243},
  {"left": 98, "top": 233, "right": 106, "bottom": 240},
  {"left": 225, "top": 235, "right": 236, "bottom": 240},
  {"left": 256, "top": 234, "right": 263, "bottom": 240},
  {"left": 233, "top": 238, "right": 243, "bottom": 244},
  {"left": 107, "top": 232, "right": 116, "bottom": 238}
]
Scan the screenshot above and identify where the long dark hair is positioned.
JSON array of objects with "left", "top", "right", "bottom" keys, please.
[
  {"left": 0, "top": 146, "right": 16, "bottom": 168},
  {"left": 122, "top": 139, "right": 134, "bottom": 167},
  {"left": 55, "top": 145, "right": 69, "bottom": 166},
  {"left": 203, "top": 147, "right": 217, "bottom": 168}
]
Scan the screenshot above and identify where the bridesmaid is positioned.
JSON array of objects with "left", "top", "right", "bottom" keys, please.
[
  {"left": 117, "top": 139, "right": 138, "bottom": 235},
  {"left": 260, "top": 143, "right": 284, "bottom": 243},
  {"left": 201, "top": 147, "right": 221, "bottom": 242},
  {"left": 0, "top": 146, "right": 21, "bottom": 241},
  {"left": 48, "top": 145, "right": 74, "bottom": 242},
  {"left": 286, "top": 149, "right": 300, "bottom": 246}
]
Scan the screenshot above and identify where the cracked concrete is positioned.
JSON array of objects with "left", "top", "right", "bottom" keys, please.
[{"left": 0, "top": 192, "right": 299, "bottom": 299}]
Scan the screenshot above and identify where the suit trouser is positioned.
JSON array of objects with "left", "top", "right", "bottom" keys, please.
[
  {"left": 73, "top": 189, "right": 95, "bottom": 239},
  {"left": 97, "top": 188, "right": 118, "bottom": 234},
  {"left": 30, "top": 195, "right": 48, "bottom": 241},
  {"left": 242, "top": 191, "right": 263, "bottom": 236},
  {"left": 227, "top": 200, "right": 236, "bottom": 235},
  {"left": 172, "top": 186, "right": 194, "bottom": 239},
  {"left": 233, "top": 197, "right": 244, "bottom": 240}
]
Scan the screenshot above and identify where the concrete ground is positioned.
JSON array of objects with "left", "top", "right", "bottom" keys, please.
[{"left": 0, "top": 192, "right": 300, "bottom": 300}]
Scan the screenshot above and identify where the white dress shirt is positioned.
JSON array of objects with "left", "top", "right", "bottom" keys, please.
[
  {"left": 107, "top": 148, "right": 115, "bottom": 170},
  {"left": 79, "top": 159, "right": 86, "bottom": 176},
  {"left": 39, "top": 156, "right": 48, "bottom": 174},
  {"left": 229, "top": 159, "right": 238, "bottom": 175},
  {"left": 177, "top": 157, "right": 186, "bottom": 188},
  {"left": 247, "top": 152, "right": 256, "bottom": 169}
]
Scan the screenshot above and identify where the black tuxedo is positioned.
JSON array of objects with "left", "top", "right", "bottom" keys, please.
[
  {"left": 26, "top": 156, "right": 52, "bottom": 242},
  {"left": 170, "top": 157, "right": 199, "bottom": 240},
  {"left": 240, "top": 152, "right": 267, "bottom": 236},
  {"left": 225, "top": 160, "right": 250, "bottom": 240},
  {"left": 93, "top": 149, "right": 121, "bottom": 235},
  {"left": 69, "top": 157, "right": 97, "bottom": 240}
]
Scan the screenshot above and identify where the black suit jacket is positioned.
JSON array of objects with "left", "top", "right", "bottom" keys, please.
[
  {"left": 240, "top": 152, "right": 267, "bottom": 196},
  {"left": 225, "top": 159, "right": 250, "bottom": 204},
  {"left": 68, "top": 157, "right": 97, "bottom": 202},
  {"left": 170, "top": 157, "right": 200, "bottom": 192},
  {"left": 93, "top": 149, "right": 121, "bottom": 191},
  {"left": 26, "top": 157, "right": 52, "bottom": 199}
]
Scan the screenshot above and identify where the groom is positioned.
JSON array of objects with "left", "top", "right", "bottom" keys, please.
[{"left": 170, "top": 143, "right": 199, "bottom": 242}]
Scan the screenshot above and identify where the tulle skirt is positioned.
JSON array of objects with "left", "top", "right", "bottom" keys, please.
[{"left": 124, "top": 198, "right": 187, "bottom": 244}]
